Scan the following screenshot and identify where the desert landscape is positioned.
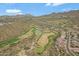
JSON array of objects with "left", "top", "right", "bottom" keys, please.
[{"left": 0, "top": 3, "right": 79, "bottom": 56}]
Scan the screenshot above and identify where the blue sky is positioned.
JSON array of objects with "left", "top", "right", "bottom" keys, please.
[{"left": 0, "top": 3, "right": 79, "bottom": 16}]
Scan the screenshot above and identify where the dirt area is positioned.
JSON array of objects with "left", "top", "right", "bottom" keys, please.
[
  {"left": 17, "top": 50, "right": 26, "bottom": 56},
  {"left": 19, "top": 29, "right": 33, "bottom": 40},
  {"left": 37, "top": 32, "right": 55, "bottom": 47}
]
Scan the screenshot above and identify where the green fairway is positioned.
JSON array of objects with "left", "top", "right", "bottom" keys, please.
[
  {"left": 35, "top": 31, "right": 61, "bottom": 54},
  {"left": 0, "top": 37, "right": 19, "bottom": 48}
]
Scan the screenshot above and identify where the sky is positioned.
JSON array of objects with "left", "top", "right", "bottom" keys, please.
[{"left": 0, "top": 3, "right": 79, "bottom": 16}]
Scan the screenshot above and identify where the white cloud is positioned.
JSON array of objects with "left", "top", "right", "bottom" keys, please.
[
  {"left": 62, "top": 8, "right": 79, "bottom": 12},
  {"left": 46, "top": 3, "right": 65, "bottom": 6},
  {"left": 5, "top": 9, "right": 23, "bottom": 15},
  {"left": 18, "top": 12, "right": 23, "bottom": 15},
  {"left": 62, "top": 9, "right": 68, "bottom": 11}
]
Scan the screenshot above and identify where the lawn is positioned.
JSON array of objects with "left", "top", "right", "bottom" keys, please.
[
  {"left": 35, "top": 31, "right": 61, "bottom": 54},
  {"left": 0, "top": 37, "right": 19, "bottom": 48}
]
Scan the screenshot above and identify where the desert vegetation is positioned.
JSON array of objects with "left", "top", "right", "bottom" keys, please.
[{"left": 0, "top": 10, "right": 79, "bottom": 56}]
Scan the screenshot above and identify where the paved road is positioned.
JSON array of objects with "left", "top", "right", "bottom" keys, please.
[{"left": 66, "top": 31, "right": 76, "bottom": 56}]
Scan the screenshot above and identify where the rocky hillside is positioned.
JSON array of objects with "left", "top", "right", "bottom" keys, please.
[{"left": 0, "top": 10, "right": 79, "bottom": 56}]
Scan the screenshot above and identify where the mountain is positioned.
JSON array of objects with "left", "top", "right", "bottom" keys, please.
[{"left": 0, "top": 10, "right": 79, "bottom": 56}]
